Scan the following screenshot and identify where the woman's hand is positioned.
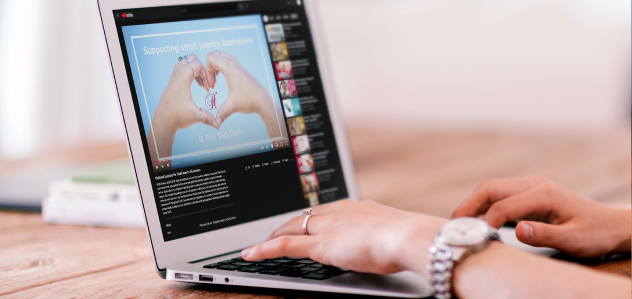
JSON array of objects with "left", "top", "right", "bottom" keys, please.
[
  {"left": 206, "top": 51, "right": 286, "bottom": 140},
  {"left": 452, "top": 176, "right": 631, "bottom": 258},
  {"left": 241, "top": 200, "right": 446, "bottom": 276},
  {"left": 205, "top": 51, "right": 273, "bottom": 127},
  {"left": 154, "top": 54, "right": 218, "bottom": 131},
  {"left": 147, "top": 54, "right": 218, "bottom": 163}
]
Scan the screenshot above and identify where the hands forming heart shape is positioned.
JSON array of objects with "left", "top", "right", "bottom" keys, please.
[
  {"left": 168, "top": 51, "right": 281, "bottom": 131},
  {"left": 147, "top": 51, "right": 287, "bottom": 165}
]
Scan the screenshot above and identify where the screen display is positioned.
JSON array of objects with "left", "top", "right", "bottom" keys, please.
[{"left": 113, "top": 0, "right": 348, "bottom": 241}]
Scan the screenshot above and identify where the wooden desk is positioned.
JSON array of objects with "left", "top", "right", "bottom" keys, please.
[{"left": 1, "top": 126, "right": 630, "bottom": 298}]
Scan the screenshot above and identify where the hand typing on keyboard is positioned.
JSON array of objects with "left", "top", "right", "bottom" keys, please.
[
  {"left": 241, "top": 199, "right": 446, "bottom": 275},
  {"left": 203, "top": 256, "right": 349, "bottom": 280},
  {"left": 235, "top": 180, "right": 631, "bottom": 299}
]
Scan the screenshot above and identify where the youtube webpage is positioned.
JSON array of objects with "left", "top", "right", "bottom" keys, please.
[{"left": 114, "top": 1, "right": 348, "bottom": 241}]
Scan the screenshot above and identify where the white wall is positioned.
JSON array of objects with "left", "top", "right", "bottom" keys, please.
[
  {"left": 0, "top": 0, "right": 629, "bottom": 159},
  {"left": 0, "top": 0, "right": 122, "bottom": 160},
  {"left": 318, "top": 0, "right": 631, "bottom": 130}
]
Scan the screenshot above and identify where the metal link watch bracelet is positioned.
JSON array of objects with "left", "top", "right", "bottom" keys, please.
[{"left": 428, "top": 218, "right": 500, "bottom": 299}]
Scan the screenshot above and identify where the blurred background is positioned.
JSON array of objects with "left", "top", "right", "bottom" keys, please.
[{"left": 0, "top": 0, "right": 630, "bottom": 209}]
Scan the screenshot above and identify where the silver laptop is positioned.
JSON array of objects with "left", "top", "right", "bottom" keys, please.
[{"left": 97, "top": 0, "right": 431, "bottom": 297}]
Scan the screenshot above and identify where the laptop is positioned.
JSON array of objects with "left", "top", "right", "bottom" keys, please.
[{"left": 97, "top": 0, "right": 431, "bottom": 297}]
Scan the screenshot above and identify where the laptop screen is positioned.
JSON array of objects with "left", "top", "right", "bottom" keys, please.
[{"left": 113, "top": 0, "right": 348, "bottom": 241}]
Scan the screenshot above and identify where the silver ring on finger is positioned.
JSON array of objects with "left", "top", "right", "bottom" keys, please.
[
  {"left": 302, "top": 214, "right": 313, "bottom": 235},
  {"left": 183, "top": 55, "right": 197, "bottom": 78},
  {"left": 302, "top": 208, "right": 313, "bottom": 216}
]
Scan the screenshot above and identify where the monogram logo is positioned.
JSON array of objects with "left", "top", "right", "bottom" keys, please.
[{"left": 205, "top": 92, "right": 217, "bottom": 110}]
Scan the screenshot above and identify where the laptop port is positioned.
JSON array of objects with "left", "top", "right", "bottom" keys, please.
[
  {"left": 175, "top": 273, "right": 193, "bottom": 280},
  {"left": 199, "top": 275, "right": 214, "bottom": 282}
]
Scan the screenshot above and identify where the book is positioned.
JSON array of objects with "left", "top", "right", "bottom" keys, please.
[
  {"left": 42, "top": 159, "right": 144, "bottom": 228},
  {"left": 42, "top": 198, "right": 144, "bottom": 228}
]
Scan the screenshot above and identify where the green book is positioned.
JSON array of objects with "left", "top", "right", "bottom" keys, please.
[{"left": 71, "top": 159, "right": 135, "bottom": 185}]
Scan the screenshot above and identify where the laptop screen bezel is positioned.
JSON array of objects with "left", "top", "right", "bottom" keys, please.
[{"left": 96, "top": 0, "right": 359, "bottom": 273}]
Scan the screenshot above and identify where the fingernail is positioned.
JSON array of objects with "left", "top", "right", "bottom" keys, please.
[
  {"left": 241, "top": 247, "right": 251, "bottom": 259},
  {"left": 522, "top": 223, "right": 534, "bottom": 241}
]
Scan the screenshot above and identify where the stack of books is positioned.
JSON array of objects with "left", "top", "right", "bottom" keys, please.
[{"left": 42, "top": 159, "right": 145, "bottom": 228}]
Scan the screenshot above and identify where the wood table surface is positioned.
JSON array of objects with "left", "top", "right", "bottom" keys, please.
[{"left": 0, "top": 125, "right": 630, "bottom": 298}]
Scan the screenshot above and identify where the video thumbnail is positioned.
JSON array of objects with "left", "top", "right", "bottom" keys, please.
[
  {"left": 278, "top": 79, "right": 298, "bottom": 98},
  {"left": 274, "top": 61, "right": 293, "bottom": 80},
  {"left": 291, "top": 135, "right": 310, "bottom": 155},
  {"left": 270, "top": 42, "right": 289, "bottom": 61},
  {"left": 282, "top": 98, "right": 302, "bottom": 117},
  {"left": 121, "top": 15, "right": 288, "bottom": 171},
  {"left": 304, "top": 191, "right": 320, "bottom": 207},
  {"left": 300, "top": 172, "right": 320, "bottom": 193},
  {"left": 287, "top": 116, "right": 306, "bottom": 136},
  {"left": 296, "top": 154, "right": 314, "bottom": 174},
  {"left": 265, "top": 23, "right": 285, "bottom": 43}
]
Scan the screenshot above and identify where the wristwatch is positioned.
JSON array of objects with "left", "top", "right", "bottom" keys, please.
[{"left": 428, "top": 217, "right": 500, "bottom": 299}]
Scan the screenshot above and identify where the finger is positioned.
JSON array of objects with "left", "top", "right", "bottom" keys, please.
[
  {"left": 452, "top": 176, "right": 548, "bottom": 219},
  {"left": 265, "top": 200, "right": 354, "bottom": 241},
  {"left": 482, "top": 187, "right": 558, "bottom": 228},
  {"left": 199, "top": 109, "right": 218, "bottom": 129},
  {"left": 206, "top": 68, "right": 217, "bottom": 89},
  {"left": 242, "top": 235, "right": 319, "bottom": 261},
  {"left": 215, "top": 99, "right": 234, "bottom": 127},
  {"left": 205, "top": 51, "right": 230, "bottom": 75},
  {"left": 309, "top": 199, "right": 347, "bottom": 215},
  {"left": 516, "top": 220, "right": 566, "bottom": 248},
  {"left": 213, "top": 70, "right": 220, "bottom": 89},
  {"left": 186, "top": 54, "right": 210, "bottom": 92},
  {"left": 266, "top": 215, "right": 326, "bottom": 241}
]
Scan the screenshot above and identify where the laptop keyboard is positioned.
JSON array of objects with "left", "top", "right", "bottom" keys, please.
[{"left": 203, "top": 257, "right": 350, "bottom": 280}]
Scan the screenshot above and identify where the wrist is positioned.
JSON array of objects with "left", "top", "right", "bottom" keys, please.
[
  {"left": 396, "top": 216, "right": 446, "bottom": 277},
  {"left": 152, "top": 103, "right": 179, "bottom": 143},
  {"left": 256, "top": 94, "right": 280, "bottom": 134},
  {"left": 255, "top": 91, "right": 274, "bottom": 118},
  {"left": 452, "top": 241, "right": 506, "bottom": 298},
  {"left": 610, "top": 208, "right": 631, "bottom": 253}
]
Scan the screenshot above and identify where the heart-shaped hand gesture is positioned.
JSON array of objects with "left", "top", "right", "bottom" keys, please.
[
  {"left": 147, "top": 51, "right": 287, "bottom": 167},
  {"left": 205, "top": 51, "right": 272, "bottom": 128}
]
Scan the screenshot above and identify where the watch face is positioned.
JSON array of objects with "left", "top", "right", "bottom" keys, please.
[{"left": 441, "top": 218, "right": 490, "bottom": 246}]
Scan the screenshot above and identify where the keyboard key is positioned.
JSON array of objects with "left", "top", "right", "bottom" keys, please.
[
  {"left": 259, "top": 265, "right": 291, "bottom": 275},
  {"left": 283, "top": 262, "right": 304, "bottom": 268},
  {"left": 232, "top": 262, "right": 254, "bottom": 267},
  {"left": 217, "top": 264, "right": 243, "bottom": 271},
  {"left": 298, "top": 266, "right": 320, "bottom": 272},
  {"left": 315, "top": 269, "right": 345, "bottom": 276},
  {"left": 238, "top": 265, "right": 269, "bottom": 273},
  {"left": 309, "top": 263, "right": 326, "bottom": 268},
  {"left": 296, "top": 259, "right": 316, "bottom": 265},
  {"left": 217, "top": 260, "right": 234, "bottom": 264},
  {"left": 257, "top": 262, "right": 280, "bottom": 267},
  {"left": 283, "top": 257, "right": 302, "bottom": 260},
  {"left": 302, "top": 273, "right": 331, "bottom": 280},
  {"left": 270, "top": 259, "right": 293, "bottom": 263},
  {"left": 231, "top": 257, "right": 245, "bottom": 261},
  {"left": 203, "top": 263, "right": 221, "bottom": 269},
  {"left": 280, "top": 270, "right": 312, "bottom": 277}
]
